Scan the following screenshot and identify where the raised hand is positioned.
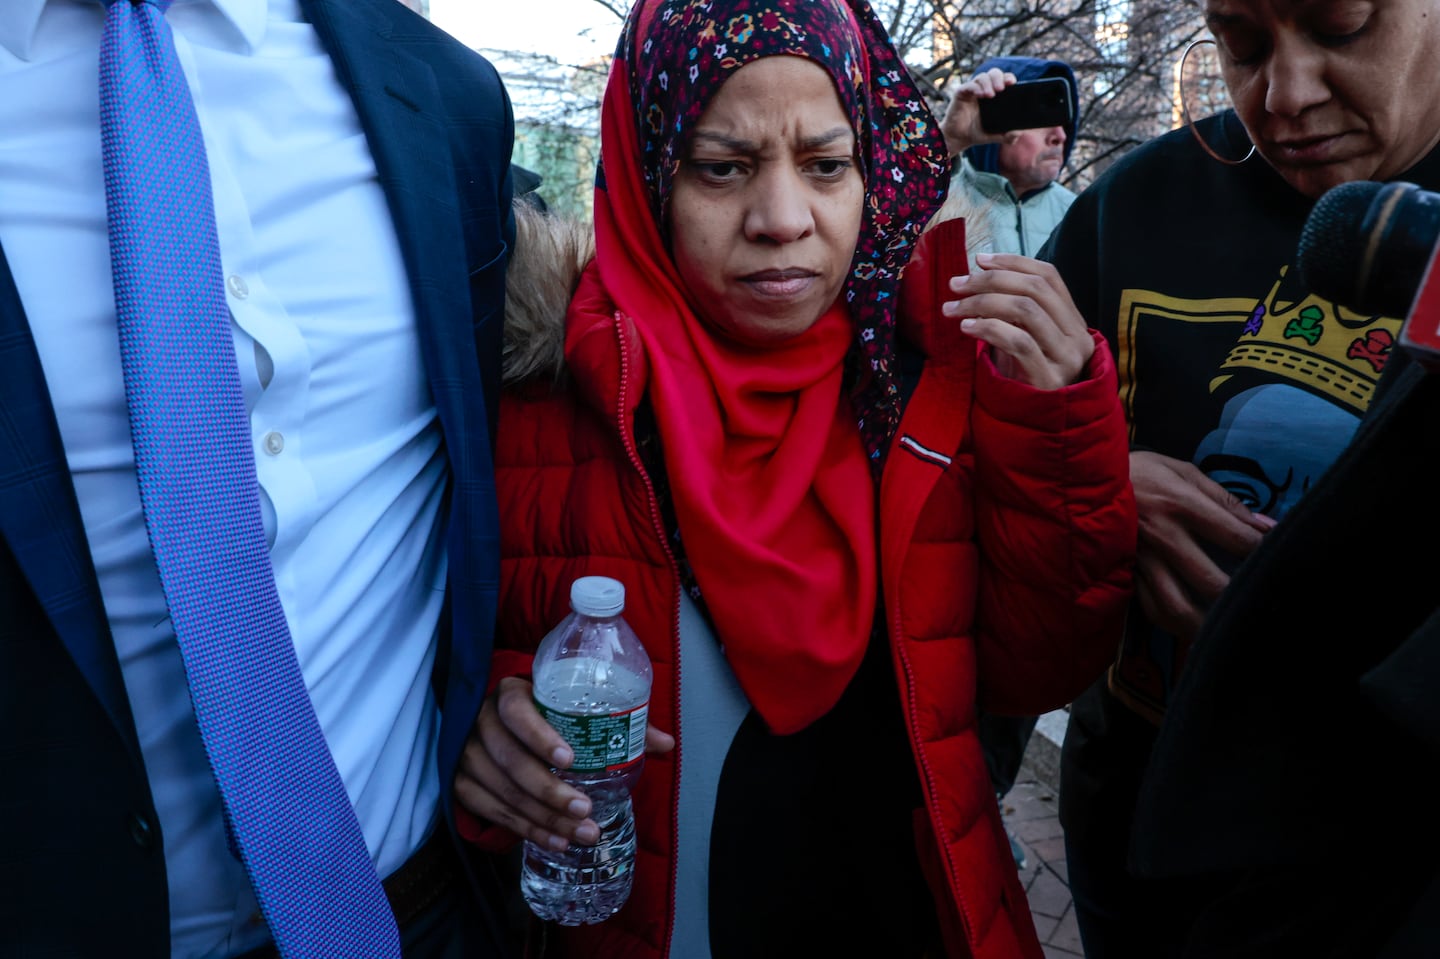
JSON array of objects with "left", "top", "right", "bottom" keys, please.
[
  {"left": 939, "top": 66, "right": 1015, "bottom": 156},
  {"left": 943, "top": 252, "right": 1094, "bottom": 390}
]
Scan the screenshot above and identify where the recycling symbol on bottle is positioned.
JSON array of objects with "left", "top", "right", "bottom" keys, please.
[{"left": 608, "top": 732, "right": 626, "bottom": 751}]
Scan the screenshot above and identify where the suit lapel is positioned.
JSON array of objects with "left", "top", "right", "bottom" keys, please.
[
  {"left": 0, "top": 243, "right": 144, "bottom": 765},
  {"left": 1, "top": 0, "right": 486, "bottom": 783},
  {"left": 300, "top": 0, "right": 497, "bottom": 774},
  {"left": 300, "top": 0, "right": 475, "bottom": 458}
]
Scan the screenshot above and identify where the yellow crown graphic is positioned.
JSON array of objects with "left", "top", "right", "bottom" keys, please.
[{"left": 1209, "top": 266, "right": 1402, "bottom": 415}]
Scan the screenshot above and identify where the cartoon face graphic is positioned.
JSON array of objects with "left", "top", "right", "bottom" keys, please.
[{"left": 1193, "top": 383, "right": 1360, "bottom": 520}]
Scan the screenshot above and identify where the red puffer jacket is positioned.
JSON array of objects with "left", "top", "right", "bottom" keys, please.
[{"left": 473, "top": 220, "right": 1136, "bottom": 958}]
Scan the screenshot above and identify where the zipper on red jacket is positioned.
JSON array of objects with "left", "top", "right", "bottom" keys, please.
[
  {"left": 611, "top": 309, "right": 685, "bottom": 959},
  {"left": 890, "top": 552, "right": 981, "bottom": 953}
]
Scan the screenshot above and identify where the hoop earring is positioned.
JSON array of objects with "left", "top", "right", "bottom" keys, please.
[{"left": 1179, "top": 38, "right": 1257, "bottom": 166}]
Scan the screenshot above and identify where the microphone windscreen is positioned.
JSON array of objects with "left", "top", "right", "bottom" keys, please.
[
  {"left": 1296, "top": 180, "right": 1385, "bottom": 307},
  {"left": 1297, "top": 180, "right": 1440, "bottom": 317}
]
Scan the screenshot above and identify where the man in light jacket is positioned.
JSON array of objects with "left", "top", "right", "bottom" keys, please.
[{"left": 953, "top": 55, "right": 1080, "bottom": 257}]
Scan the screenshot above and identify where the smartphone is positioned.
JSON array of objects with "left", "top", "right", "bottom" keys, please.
[{"left": 977, "top": 77, "right": 1074, "bottom": 134}]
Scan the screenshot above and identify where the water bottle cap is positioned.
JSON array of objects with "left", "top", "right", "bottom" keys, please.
[{"left": 570, "top": 576, "right": 625, "bottom": 617}]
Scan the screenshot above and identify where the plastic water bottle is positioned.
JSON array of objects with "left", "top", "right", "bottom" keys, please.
[{"left": 520, "top": 576, "right": 652, "bottom": 925}]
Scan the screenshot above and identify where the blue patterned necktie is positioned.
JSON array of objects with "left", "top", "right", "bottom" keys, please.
[{"left": 99, "top": 2, "right": 401, "bottom": 955}]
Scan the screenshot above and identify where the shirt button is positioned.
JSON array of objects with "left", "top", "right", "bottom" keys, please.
[
  {"left": 129, "top": 812, "right": 156, "bottom": 852},
  {"left": 262, "top": 431, "right": 284, "bottom": 455},
  {"left": 227, "top": 274, "right": 250, "bottom": 299}
]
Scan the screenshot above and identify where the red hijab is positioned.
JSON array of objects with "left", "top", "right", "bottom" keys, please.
[{"left": 569, "top": 0, "right": 948, "bottom": 734}]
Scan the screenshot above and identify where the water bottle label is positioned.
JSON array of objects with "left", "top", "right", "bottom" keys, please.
[{"left": 537, "top": 701, "right": 649, "bottom": 772}]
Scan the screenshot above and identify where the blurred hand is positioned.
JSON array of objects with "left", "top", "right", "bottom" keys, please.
[
  {"left": 453, "top": 675, "right": 675, "bottom": 849},
  {"left": 943, "top": 252, "right": 1094, "bottom": 390},
  {"left": 1129, "top": 451, "right": 1276, "bottom": 642},
  {"left": 939, "top": 67, "right": 1015, "bottom": 156}
]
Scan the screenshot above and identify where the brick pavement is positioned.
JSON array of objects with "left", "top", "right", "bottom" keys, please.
[
  {"left": 1003, "top": 776, "right": 1082, "bottom": 958},
  {"left": 1002, "top": 715, "right": 1084, "bottom": 958}
]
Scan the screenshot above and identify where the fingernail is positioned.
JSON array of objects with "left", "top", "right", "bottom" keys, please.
[
  {"left": 941, "top": 301, "right": 958, "bottom": 316},
  {"left": 551, "top": 746, "right": 572, "bottom": 767},
  {"left": 576, "top": 823, "right": 600, "bottom": 844},
  {"left": 547, "top": 834, "right": 569, "bottom": 852},
  {"left": 567, "top": 797, "right": 591, "bottom": 818},
  {"left": 1254, "top": 513, "right": 1278, "bottom": 529},
  {"left": 950, "top": 274, "right": 969, "bottom": 288},
  {"left": 960, "top": 318, "right": 978, "bottom": 332}
]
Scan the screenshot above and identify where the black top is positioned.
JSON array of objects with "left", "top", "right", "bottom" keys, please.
[
  {"left": 633, "top": 398, "right": 936, "bottom": 957},
  {"left": 1044, "top": 111, "right": 1440, "bottom": 724}
]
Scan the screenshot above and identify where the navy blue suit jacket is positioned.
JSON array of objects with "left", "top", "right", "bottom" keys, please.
[{"left": 0, "top": 1, "right": 513, "bottom": 953}]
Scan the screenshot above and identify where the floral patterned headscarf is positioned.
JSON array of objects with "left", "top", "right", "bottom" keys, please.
[
  {"left": 566, "top": 0, "right": 947, "bottom": 734},
  {"left": 619, "top": 0, "right": 949, "bottom": 459}
]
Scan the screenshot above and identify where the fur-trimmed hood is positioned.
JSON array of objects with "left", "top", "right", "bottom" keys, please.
[{"left": 501, "top": 202, "right": 592, "bottom": 386}]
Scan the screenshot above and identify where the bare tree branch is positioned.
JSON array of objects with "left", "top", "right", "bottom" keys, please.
[
  {"left": 489, "top": 0, "right": 1209, "bottom": 215},
  {"left": 583, "top": 0, "right": 630, "bottom": 22}
]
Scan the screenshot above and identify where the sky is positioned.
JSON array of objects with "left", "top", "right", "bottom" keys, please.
[{"left": 430, "top": 0, "right": 623, "bottom": 64}]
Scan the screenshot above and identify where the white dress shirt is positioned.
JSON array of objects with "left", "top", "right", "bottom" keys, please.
[{"left": 0, "top": 2, "right": 448, "bottom": 955}]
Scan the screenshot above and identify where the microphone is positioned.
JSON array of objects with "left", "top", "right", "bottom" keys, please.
[
  {"left": 1296, "top": 180, "right": 1440, "bottom": 318},
  {"left": 1298, "top": 180, "right": 1440, "bottom": 366}
]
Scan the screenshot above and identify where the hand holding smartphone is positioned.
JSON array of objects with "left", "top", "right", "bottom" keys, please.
[{"left": 978, "top": 77, "right": 1074, "bottom": 134}]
